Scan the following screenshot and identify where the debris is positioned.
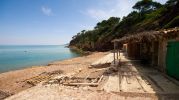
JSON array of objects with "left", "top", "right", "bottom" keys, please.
[
  {"left": 97, "top": 75, "right": 104, "bottom": 84},
  {"left": 63, "top": 83, "right": 98, "bottom": 86},
  {"left": 82, "top": 86, "right": 89, "bottom": 91},
  {"left": 0, "top": 90, "right": 13, "bottom": 100},
  {"left": 78, "top": 68, "right": 82, "bottom": 72},
  {"left": 24, "top": 70, "right": 63, "bottom": 86}
]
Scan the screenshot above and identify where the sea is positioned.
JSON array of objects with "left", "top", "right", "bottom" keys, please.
[{"left": 0, "top": 45, "right": 81, "bottom": 73}]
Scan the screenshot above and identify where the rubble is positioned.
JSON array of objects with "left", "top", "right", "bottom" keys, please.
[
  {"left": 0, "top": 90, "right": 13, "bottom": 100},
  {"left": 44, "top": 72, "right": 104, "bottom": 87},
  {"left": 23, "top": 70, "right": 63, "bottom": 86}
]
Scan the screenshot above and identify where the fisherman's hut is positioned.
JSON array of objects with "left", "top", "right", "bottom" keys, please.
[{"left": 112, "top": 27, "right": 179, "bottom": 80}]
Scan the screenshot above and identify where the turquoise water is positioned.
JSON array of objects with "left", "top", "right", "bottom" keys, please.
[{"left": 0, "top": 45, "right": 80, "bottom": 73}]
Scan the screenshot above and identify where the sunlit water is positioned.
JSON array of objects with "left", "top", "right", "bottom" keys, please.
[{"left": 0, "top": 45, "right": 80, "bottom": 73}]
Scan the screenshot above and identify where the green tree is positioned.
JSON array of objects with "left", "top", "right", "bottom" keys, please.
[
  {"left": 133, "top": 0, "right": 162, "bottom": 13},
  {"left": 69, "top": 0, "right": 179, "bottom": 52},
  {"left": 166, "top": 0, "right": 178, "bottom": 7}
]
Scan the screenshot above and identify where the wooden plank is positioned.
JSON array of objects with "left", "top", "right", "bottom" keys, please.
[
  {"left": 97, "top": 75, "right": 103, "bottom": 83},
  {"left": 135, "top": 76, "right": 146, "bottom": 92},
  {"left": 63, "top": 83, "right": 98, "bottom": 86},
  {"left": 63, "top": 75, "right": 103, "bottom": 86}
]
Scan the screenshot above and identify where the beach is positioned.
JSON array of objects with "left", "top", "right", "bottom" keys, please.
[
  {"left": 0, "top": 52, "right": 108, "bottom": 98},
  {"left": 2, "top": 51, "right": 179, "bottom": 100}
]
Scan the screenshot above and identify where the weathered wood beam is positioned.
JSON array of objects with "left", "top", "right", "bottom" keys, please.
[
  {"left": 117, "top": 44, "right": 119, "bottom": 60},
  {"left": 63, "top": 82, "right": 98, "bottom": 86},
  {"left": 62, "top": 75, "right": 103, "bottom": 87},
  {"left": 114, "top": 42, "right": 116, "bottom": 64},
  {"left": 97, "top": 75, "right": 103, "bottom": 84}
]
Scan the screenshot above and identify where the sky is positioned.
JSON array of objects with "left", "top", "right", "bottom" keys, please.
[{"left": 0, "top": 0, "right": 168, "bottom": 45}]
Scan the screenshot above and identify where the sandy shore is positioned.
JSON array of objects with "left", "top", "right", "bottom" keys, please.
[
  {"left": 2, "top": 51, "right": 179, "bottom": 100},
  {"left": 0, "top": 52, "right": 109, "bottom": 97}
]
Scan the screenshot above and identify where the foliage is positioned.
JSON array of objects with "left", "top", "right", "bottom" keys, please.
[
  {"left": 133, "top": 0, "right": 162, "bottom": 13},
  {"left": 69, "top": 17, "right": 120, "bottom": 51},
  {"left": 69, "top": 0, "right": 179, "bottom": 51},
  {"left": 164, "top": 16, "right": 179, "bottom": 28}
]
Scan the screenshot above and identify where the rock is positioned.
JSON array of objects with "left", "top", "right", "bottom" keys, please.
[
  {"left": 48, "top": 80, "right": 55, "bottom": 83},
  {"left": 78, "top": 68, "right": 82, "bottom": 72},
  {"left": 73, "top": 87, "right": 78, "bottom": 90},
  {"left": 53, "top": 75, "right": 64, "bottom": 80},
  {"left": 82, "top": 87, "right": 89, "bottom": 91}
]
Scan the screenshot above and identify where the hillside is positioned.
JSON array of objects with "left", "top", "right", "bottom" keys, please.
[{"left": 69, "top": 0, "right": 179, "bottom": 51}]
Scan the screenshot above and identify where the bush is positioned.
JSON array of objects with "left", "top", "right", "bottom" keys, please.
[{"left": 145, "top": 7, "right": 167, "bottom": 21}]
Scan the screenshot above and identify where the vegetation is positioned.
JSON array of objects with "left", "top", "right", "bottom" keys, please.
[{"left": 69, "top": 0, "right": 179, "bottom": 51}]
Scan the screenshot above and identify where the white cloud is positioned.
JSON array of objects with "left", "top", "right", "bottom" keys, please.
[
  {"left": 83, "top": 0, "right": 137, "bottom": 21},
  {"left": 41, "top": 6, "right": 53, "bottom": 16}
]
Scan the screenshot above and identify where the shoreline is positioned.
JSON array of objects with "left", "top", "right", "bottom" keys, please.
[
  {"left": 0, "top": 51, "right": 109, "bottom": 98},
  {"left": 68, "top": 46, "right": 92, "bottom": 55},
  {"left": 0, "top": 45, "right": 81, "bottom": 74},
  {"left": 0, "top": 55, "right": 80, "bottom": 74}
]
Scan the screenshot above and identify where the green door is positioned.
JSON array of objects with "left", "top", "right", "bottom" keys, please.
[{"left": 166, "top": 41, "right": 179, "bottom": 80}]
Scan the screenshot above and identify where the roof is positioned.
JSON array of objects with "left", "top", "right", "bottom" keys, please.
[{"left": 112, "top": 27, "right": 179, "bottom": 43}]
